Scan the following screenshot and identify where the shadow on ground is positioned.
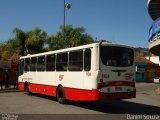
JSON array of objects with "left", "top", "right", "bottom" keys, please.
[
  {"left": 74, "top": 100, "right": 160, "bottom": 115},
  {"left": 27, "top": 92, "right": 160, "bottom": 115}
]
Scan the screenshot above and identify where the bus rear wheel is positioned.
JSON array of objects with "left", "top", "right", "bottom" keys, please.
[{"left": 57, "top": 86, "right": 66, "bottom": 104}]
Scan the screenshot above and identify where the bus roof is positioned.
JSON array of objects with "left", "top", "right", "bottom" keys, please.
[{"left": 20, "top": 42, "right": 133, "bottom": 59}]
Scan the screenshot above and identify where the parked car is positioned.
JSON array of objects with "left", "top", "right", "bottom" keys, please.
[{"left": 154, "top": 77, "right": 160, "bottom": 84}]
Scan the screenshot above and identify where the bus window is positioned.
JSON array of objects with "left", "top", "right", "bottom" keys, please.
[
  {"left": 84, "top": 49, "right": 91, "bottom": 71},
  {"left": 46, "top": 54, "right": 55, "bottom": 71},
  {"left": 69, "top": 50, "right": 83, "bottom": 71},
  {"left": 30, "top": 57, "right": 37, "bottom": 71},
  {"left": 100, "top": 46, "right": 134, "bottom": 67},
  {"left": 19, "top": 59, "right": 24, "bottom": 75},
  {"left": 24, "top": 58, "right": 30, "bottom": 72},
  {"left": 56, "top": 53, "right": 68, "bottom": 71},
  {"left": 37, "top": 56, "right": 45, "bottom": 71}
]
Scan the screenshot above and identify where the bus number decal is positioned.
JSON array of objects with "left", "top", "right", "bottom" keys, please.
[
  {"left": 86, "top": 72, "right": 91, "bottom": 77},
  {"left": 59, "top": 75, "right": 64, "bottom": 81}
]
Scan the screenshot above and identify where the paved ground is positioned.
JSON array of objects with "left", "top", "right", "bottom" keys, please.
[
  {"left": 0, "top": 83, "right": 160, "bottom": 120},
  {"left": 127, "top": 83, "right": 160, "bottom": 107}
]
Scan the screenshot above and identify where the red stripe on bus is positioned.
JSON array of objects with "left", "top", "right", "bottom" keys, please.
[
  {"left": 18, "top": 82, "right": 25, "bottom": 91},
  {"left": 64, "top": 88, "right": 101, "bottom": 101},
  {"left": 29, "top": 83, "right": 56, "bottom": 97},
  {"left": 18, "top": 82, "right": 136, "bottom": 101}
]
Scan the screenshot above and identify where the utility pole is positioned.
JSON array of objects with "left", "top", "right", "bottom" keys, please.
[{"left": 63, "top": 0, "right": 71, "bottom": 43}]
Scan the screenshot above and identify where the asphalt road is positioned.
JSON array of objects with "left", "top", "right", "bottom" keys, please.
[{"left": 0, "top": 83, "right": 160, "bottom": 120}]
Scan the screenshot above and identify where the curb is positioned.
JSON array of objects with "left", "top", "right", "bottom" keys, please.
[{"left": 0, "top": 89, "right": 21, "bottom": 93}]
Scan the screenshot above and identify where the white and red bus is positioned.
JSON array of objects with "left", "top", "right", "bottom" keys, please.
[{"left": 18, "top": 41, "right": 136, "bottom": 103}]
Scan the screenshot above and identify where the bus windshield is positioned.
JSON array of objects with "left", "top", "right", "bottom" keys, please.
[{"left": 100, "top": 46, "right": 134, "bottom": 67}]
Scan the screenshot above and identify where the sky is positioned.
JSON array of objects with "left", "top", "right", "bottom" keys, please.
[{"left": 0, "top": 0, "right": 153, "bottom": 48}]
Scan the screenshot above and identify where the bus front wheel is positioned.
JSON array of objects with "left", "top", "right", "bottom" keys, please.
[
  {"left": 57, "top": 86, "right": 66, "bottom": 104},
  {"left": 24, "top": 82, "right": 32, "bottom": 95}
]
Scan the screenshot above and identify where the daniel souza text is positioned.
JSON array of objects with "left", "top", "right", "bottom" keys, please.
[{"left": 127, "top": 114, "right": 160, "bottom": 120}]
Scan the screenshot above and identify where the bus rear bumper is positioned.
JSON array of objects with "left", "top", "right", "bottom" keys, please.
[{"left": 100, "top": 90, "right": 136, "bottom": 100}]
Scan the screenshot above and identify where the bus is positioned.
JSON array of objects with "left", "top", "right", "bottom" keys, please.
[{"left": 18, "top": 41, "right": 136, "bottom": 104}]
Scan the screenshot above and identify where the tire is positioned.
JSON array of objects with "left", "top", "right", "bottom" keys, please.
[
  {"left": 57, "top": 86, "right": 66, "bottom": 104},
  {"left": 24, "top": 82, "right": 32, "bottom": 95},
  {"left": 24, "top": 82, "right": 28, "bottom": 92}
]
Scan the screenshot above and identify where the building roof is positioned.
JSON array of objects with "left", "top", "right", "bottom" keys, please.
[{"left": 135, "top": 57, "right": 155, "bottom": 64}]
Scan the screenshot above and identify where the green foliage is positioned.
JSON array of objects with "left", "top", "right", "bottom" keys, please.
[
  {"left": 6, "top": 38, "right": 20, "bottom": 52},
  {"left": 46, "top": 24, "right": 94, "bottom": 50},
  {"left": 12, "top": 28, "right": 27, "bottom": 55},
  {"left": 1, "top": 51, "right": 10, "bottom": 60},
  {"left": 0, "top": 24, "right": 94, "bottom": 59},
  {"left": 26, "top": 27, "right": 47, "bottom": 54}
]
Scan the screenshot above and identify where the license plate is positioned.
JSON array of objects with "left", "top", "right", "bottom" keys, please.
[{"left": 115, "top": 87, "right": 122, "bottom": 91}]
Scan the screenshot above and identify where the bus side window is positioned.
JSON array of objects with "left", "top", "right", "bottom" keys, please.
[
  {"left": 19, "top": 59, "right": 24, "bottom": 75},
  {"left": 46, "top": 54, "right": 55, "bottom": 71},
  {"left": 84, "top": 49, "right": 91, "bottom": 71},
  {"left": 37, "top": 56, "right": 45, "bottom": 71},
  {"left": 24, "top": 58, "right": 30, "bottom": 72},
  {"left": 56, "top": 53, "right": 68, "bottom": 71},
  {"left": 69, "top": 50, "right": 83, "bottom": 71},
  {"left": 30, "top": 57, "right": 37, "bottom": 71}
]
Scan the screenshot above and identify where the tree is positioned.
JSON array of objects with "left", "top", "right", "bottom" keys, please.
[
  {"left": 0, "top": 41, "right": 8, "bottom": 52},
  {"left": 26, "top": 27, "right": 47, "bottom": 54},
  {"left": 46, "top": 25, "right": 94, "bottom": 50},
  {"left": 6, "top": 38, "right": 20, "bottom": 53},
  {"left": 46, "top": 35, "right": 64, "bottom": 51},
  {"left": 13, "top": 28, "right": 27, "bottom": 55},
  {"left": 68, "top": 26, "right": 93, "bottom": 47},
  {"left": 1, "top": 51, "right": 10, "bottom": 61},
  {"left": 12, "top": 27, "right": 47, "bottom": 54},
  {"left": 0, "top": 25, "right": 94, "bottom": 57}
]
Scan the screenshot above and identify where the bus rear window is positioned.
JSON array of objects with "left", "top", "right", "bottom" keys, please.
[{"left": 100, "top": 46, "right": 134, "bottom": 67}]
